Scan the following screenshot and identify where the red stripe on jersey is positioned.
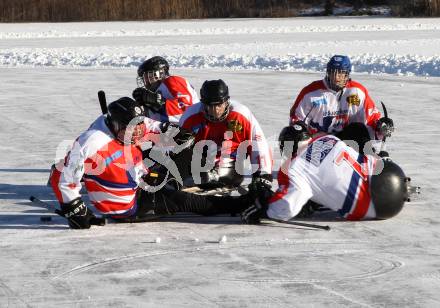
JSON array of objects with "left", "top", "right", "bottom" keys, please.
[
  {"left": 334, "top": 150, "right": 368, "bottom": 181},
  {"left": 269, "top": 157, "right": 293, "bottom": 203},
  {"left": 181, "top": 109, "right": 252, "bottom": 155},
  {"left": 83, "top": 140, "right": 142, "bottom": 184},
  {"left": 50, "top": 167, "right": 63, "bottom": 203},
  {"left": 347, "top": 80, "right": 381, "bottom": 130},
  {"left": 162, "top": 76, "right": 194, "bottom": 116},
  {"left": 346, "top": 156, "right": 371, "bottom": 220},
  {"left": 84, "top": 179, "right": 136, "bottom": 196},
  {"left": 290, "top": 80, "right": 326, "bottom": 119},
  {"left": 93, "top": 199, "right": 136, "bottom": 214}
]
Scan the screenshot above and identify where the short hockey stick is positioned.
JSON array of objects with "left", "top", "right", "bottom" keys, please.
[
  {"left": 29, "top": 196, "right": 106, "bottom": 226},
  {"left": 268, "top": 218, "right": 330, "bottom": 231},
  {"left": 98, "top": 90, "right": 108, "bottom": 114}
]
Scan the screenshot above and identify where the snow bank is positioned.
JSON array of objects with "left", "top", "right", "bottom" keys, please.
[
  {"left": 1, "top": 18, "right": 440, "bottom": 76},
  {"left": 2, "top": 21, "right": 440, "bottom": 39},
  {"left": 1, "top": 50, "right": 439, "bottom": 76}
]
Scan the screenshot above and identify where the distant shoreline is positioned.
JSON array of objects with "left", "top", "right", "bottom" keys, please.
[{"left": 1, "top": 1, "right": 439, "bottom": 23}]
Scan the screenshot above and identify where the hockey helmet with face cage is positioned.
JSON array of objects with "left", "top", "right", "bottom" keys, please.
[
  {"left": 200, "top": 79, "right": 231, "bottom": 122},
  {"left": 278, "top": 122, "right": 311, "bottom": 155},
  {"left": 326, "top": 55, "right": 352, "bottom": 91},
  {"left": 137, "top": 56, "right": 170, "bottom": 91},
  {"left": 107, "top": 97, "right": 146, "bottom": 144}
]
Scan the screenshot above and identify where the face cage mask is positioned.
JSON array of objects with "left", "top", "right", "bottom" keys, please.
[
  {"left": 113, "top": 121, "right": 146, "bottom": 145},
  {"left": 326, "top": 69, "right": 350, "bottom": 91},
  {"left": 203, "top": 100, "right": 230, "bottom": 123},
  {"left": 137, "top": 69, "right": 167, "bottom": 91}
]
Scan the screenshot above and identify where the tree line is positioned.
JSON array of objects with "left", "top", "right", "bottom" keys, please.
[{"left": 0, "top": 0, "right": 438, "bottom": 22}]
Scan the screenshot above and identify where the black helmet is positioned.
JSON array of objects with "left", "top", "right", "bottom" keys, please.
[
  {"left": 200, "top": 79, "right": 230, "bottom": 105},
  {"left": 107, "top": 97, "right": 145, "bottom": 144},
  {"left": 137, "top": 56, "right": 170, "bottom": 91},
  {"left": 370, "top": 159, "right": 409, "bottom": 219},
  {"left": 278, "top": 122, "right": 311, "bottom": 155}
]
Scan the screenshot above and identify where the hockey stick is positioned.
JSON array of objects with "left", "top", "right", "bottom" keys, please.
[
  {"left": 98, "top": 90, "right": 108, "bottom": 114},
  {"left": 162, "top": 214, "right": 330, "bottom": 230},
  {"left": 30, "top": 196, "right": 163, "bottom": 224},
  {"left": 29, "top": 196, "right": 106, "bottom": 226},
  {"left": 29, "top": 196, "right": 329, "bottom": 229},
  {"left": 380, "top": 101, "right": 388, "bottom": 143},
  {"left": 381, "top": 101, "right": 388, "bottom": 120},
  {"left": 238, "top": 186, "right": 330, "bottom": 230},
  {"left": 268, "top": 218, "right": 330, "bottom": 231},
  {"left": 30, "top": 196, "right": 64, "bottom": 217},
  {"left": 182, "top": 184, "right": 249, "bottom": 196},
  {"left": 379, "top": 101, "right": 390, "bottom": 154}
]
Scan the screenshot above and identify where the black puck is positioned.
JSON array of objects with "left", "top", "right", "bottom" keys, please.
[{"left": 40, "top": 216, "right": 52, "bottom": 222}]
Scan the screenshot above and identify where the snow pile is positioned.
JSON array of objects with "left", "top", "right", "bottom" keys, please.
[
  {"left": 3, "top": 24, "right": 440, "bottom": 39},
  {"left": 1, "top": 20, "right": 440, "bottom": 39},
  {"left": 1, "top": 18, "right": 440, "bottom": 76},
  {"left": 1, "top": 50, "right": 439, "bottom": 76}
]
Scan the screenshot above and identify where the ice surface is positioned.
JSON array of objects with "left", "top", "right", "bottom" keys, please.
[{"left": 0, "top": 18, "right": 439, "bottom": 307}]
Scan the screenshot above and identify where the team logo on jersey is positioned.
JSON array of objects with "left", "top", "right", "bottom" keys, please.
[
  {"left": 311, "top": 97, "right": 327, "bottom": 107},
  {"left": 227, "top": 120, "right": 243, "bottom": 132},
  {"left": 104, "top": 150, "right": 123, "bottom": 166},
  {"left": 346, "top": 94, "right": 360, "bottom": 106}
]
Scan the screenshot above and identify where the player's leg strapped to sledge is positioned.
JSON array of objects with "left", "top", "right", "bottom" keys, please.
[
  {"left": 119, "top": 187, "right": 252, "bottom": 222},
  {"left": 170, "top": 142, "right": 244, "bottom": 189}
]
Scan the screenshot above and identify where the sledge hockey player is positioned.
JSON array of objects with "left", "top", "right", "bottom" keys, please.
[
  {"left": 132, "top": 56, "right": 198, "bottom": 124},
  {"left": 179, "top": 79, "right": 273, "bottom": 189},
  {"left": 289, "top": 55, "right": 394, "bottom": 155},
  {"left": 241, "top": 123, "right": 411, "bottom": 224},
  {"left": 50, "top": 97, "right": 250, "bottom": 229}
]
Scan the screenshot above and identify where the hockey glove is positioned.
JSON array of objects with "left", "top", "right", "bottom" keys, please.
[
  {"left": 174, "top": 127, "right": 195, "bottom": 146},
  {"left": 377, "top": 117, "right": 394, "bottom": 138},
  {"left": 159, "top": 124, "right": 196, "bottom": 156},
  {"left": 143, "top": 164, "right": 169, "bottom": 187},
  {"left": 241, "top": 199, "right": 268, "bottom": 224},
  {"left": 132, "top": 87, "right": 165, "bottom": 112},
  {"left": 60, "top": 198, "right": 96, "bottom": 229},
  {"left": 248, "top": 173, "right": 273, "bottom": 206},
  {"left": 160, "top": 123, "right": 195, "bottom": 146}
]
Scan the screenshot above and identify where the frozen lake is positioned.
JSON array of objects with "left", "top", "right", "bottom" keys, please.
[{"left": 0, "top": 17, "right": 439, "bottom": 307}]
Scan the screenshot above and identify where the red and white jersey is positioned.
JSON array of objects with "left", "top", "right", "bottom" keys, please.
[
  {"left": 50, "top": 115, "right": 162, "bottom": 216},
  {"left": 290, "top": 79, "right": 382, "bottom": 139},
  {"left": 179, "top": 100, "right": 273, "bottom": 175},
  {"left": 148, "top": 75, "right": 198, "bottom": 124},
  {"left": 267, "top": 134, "right": 381, "bottom": 221}
]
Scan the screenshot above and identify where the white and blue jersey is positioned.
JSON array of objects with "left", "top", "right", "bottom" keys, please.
[{"left": 268, "top": 134, "right": 381, "bottom": 221}]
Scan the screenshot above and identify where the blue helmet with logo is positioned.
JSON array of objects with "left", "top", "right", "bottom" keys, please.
[
  {"left": 326, "top": 55, "right": 352, "bottom": 91},
  {"left": 326, "top": 55, "right": 352, "bottom": 73}
]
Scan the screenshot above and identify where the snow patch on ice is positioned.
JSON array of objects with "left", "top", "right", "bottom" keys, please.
[
  {"left": 1, "top": 50, "right": 439, "bottom": 77},
  {"left": 2, "top": 23, "right": 440, "bottom": 39},
  {"left": 1, "top": 19, "right": 439, "bottom": 76}
]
